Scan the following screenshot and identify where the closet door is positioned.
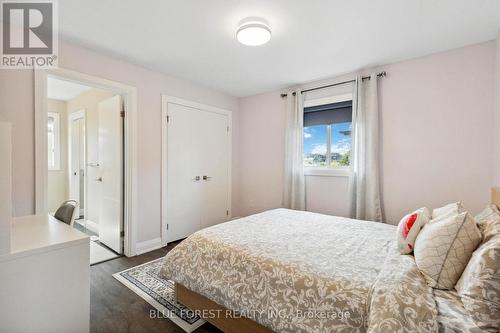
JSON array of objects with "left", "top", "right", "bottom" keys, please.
[
  {"left": 198, "top": 110, "right": 230, "bottom": 228},
  {"left": 165, "top": 103, "right": 204, "bottom": 242},
  {"left": 163, "top": 98, "right": 231, "bottom": 243}
]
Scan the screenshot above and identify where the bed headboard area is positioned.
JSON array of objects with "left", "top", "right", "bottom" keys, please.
[{"left": 492, "top": 187, "right": 500, "bottom": 209}]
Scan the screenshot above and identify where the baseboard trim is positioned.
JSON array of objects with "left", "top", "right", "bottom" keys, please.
[
  {"left": 75, "top": 219, "right": 99, "bottom": 234},
  {"left": 136, "top": 237, "right": 163, "bottom": 255}
]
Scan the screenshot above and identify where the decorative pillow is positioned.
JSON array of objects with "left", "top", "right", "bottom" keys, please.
[
  {"left": 455, "top": 235, "right": 500, "bottom": 332},
  {"left": 432, "top": 202, "right": 464, "bottom": 220},
  {"left": 396, "top": 207, "right": 430, "bottom": 254},
  {"left": 414, "top": 212, "right": 481, "bottom": 289},
  {"left": 475, "top": 204, "right": 500, "bottom": 242}
]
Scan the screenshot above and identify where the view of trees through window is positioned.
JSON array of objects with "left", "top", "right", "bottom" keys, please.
[{"left": 303, "top": 100, "right": 352, "bottom": 167}]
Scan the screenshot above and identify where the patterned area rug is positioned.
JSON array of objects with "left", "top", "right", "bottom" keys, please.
[{"left": 113, "top": 258, "right": 205, "bottom": 332}]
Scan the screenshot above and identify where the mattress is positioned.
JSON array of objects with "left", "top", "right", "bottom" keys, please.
[{"left": 160, "top": 208, "right": 481, "bottom": 333}]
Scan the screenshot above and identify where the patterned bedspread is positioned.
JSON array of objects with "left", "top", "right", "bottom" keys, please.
[{"left": 160, "top": 209, "right": 474, "bottom": 332}]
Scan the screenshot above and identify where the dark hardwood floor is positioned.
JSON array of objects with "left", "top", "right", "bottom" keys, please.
[{"left": 90, "top": 241, "right": 222, "bottom": 333}]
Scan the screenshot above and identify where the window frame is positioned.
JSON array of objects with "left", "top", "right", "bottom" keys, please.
[
  {"left": 47, "top": 112, "right": 61, "bottom": 171},
  {"left": 303, "top": 93, "right": 353, "bottom": 177}
]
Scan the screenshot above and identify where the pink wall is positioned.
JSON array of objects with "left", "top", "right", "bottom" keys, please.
[
  {"left": 305, "top": 176, "right": 351, "bottom": 217},
  {"left": 0, "top": 70, "right": 35, "bottom": 217},
  {"left": 235, "top": 93, "right": 286, "bottom": 217},
  {"left": 0, "top": 41, "right": 238, "bottom": 244},
  {"left": 235, "top": 41, "right": 496, "bottom": 223},
  {"left": 379, "top": 41, "right": 494, "bottom": 223}
]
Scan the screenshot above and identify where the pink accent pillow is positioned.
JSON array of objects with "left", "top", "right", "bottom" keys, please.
[{"left": 397, "top": 208, "right": 430, "bottom": 254}]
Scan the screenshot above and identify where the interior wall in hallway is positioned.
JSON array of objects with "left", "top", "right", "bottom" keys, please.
[{"left": 47, "top": 99, "right": 68, "bottom": 213}]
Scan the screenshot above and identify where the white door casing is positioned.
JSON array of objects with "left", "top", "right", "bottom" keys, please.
[
  {"left": 161, "top": 95, "right": 232, "bottom": 245},
  {"left": 98, "top": 95, "right": 123, "bottom": 253},
  {"left": 68, "top": 111, "right": 85, "bottom": 216},
  {"left": 35, "top": 68, "right": 138, "bottom": 257},
  {"left": 69, "top": 119, "right": 81, "bottom": 204}
]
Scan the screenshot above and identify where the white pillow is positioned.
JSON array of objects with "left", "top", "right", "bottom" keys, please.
[
  {"left": 431, "top": 202, "right": 464, "bottom": 220},
  {"left": 414, "top": 212, "right": 481, "bottom": 289},
  {"left": 396, "top": 207, "right": 430, "bottom": 254}
]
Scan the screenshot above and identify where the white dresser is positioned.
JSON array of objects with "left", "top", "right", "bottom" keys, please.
[{"left": 0, "top": 215, "right": 90, "bottom": 333}]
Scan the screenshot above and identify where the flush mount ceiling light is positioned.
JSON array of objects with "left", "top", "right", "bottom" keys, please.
[{"left": 236, "top": 18, "right": 271, "bottom": 46}]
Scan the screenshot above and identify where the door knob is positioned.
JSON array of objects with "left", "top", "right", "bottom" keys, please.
[
  {"left": 95, "top": 177, "right": 103, "bottom": 182},
  {"left": 193, "top": 176, "right": 201, "bottom": 181},
  {"left": 203, "top": 175, "right": 212, "bottom": 181}
]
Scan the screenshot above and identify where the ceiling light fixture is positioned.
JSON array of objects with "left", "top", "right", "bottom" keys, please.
[{"left": 236, "top": 18, "right": 271, "bottom": 46}]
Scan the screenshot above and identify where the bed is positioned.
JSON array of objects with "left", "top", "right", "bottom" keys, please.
[{"left": 160, "top": 191, "right": 500, "bottom": 333}]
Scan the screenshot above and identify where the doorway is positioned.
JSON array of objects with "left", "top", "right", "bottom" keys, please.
[
  {"left": 35, "top": 68, "right": 138, "bottom": 257},
  {"left": 46, "top": 76, "right": 124, "bottom": 264}
]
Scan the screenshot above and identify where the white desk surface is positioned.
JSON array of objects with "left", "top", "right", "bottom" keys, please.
[{"left": 0, "top": 214, "right": 89, "bottom": 262}]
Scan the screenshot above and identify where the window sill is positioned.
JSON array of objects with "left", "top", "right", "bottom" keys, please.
[{"left": 304, "top": 167, "right": 352, "bottom": 177}]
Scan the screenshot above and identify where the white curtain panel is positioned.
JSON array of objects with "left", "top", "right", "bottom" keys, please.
[
  {"left": 283, "top": 91, "right": 306, "bottom": 210},
  {"left": 351, "top": 74, "right": 383, "bottom": 222}
]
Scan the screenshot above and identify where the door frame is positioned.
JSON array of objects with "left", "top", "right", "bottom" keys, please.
[
  {"left": 34, "top": 67, "right": 138, "bottom": 257},
  {"left": 161, "top": 95, "right": 232, "bottom": 246},
  {"left": 67, "top": 109, "right": 86, "bottom": 218}
]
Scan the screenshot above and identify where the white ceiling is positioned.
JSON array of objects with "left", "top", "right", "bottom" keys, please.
[
  {"left": 58, "top": 0, "right": 500, "bottom": 97},
  {"left": 47, "top": 77, "right": 91, "bottom": 101}
]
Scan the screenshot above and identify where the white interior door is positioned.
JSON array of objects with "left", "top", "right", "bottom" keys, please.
[
  {"left": 69, "top": 115, "right": 85, "bottom": 216},
  {"left": 98, "top": 95, "right": 123, "bottom": 253},
  {"left": 164, "top": 100, "right": 230, "bottom": 243},
  {"left": 165, "top": 103, "right": 203, "bottom": 242},
  {"left": 198, "top": 110, "right": 230, "bottom": 228}
]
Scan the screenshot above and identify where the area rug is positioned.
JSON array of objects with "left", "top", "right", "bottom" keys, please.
[{"left": 113, "top": 258, "right": 205, "bottom": 332}]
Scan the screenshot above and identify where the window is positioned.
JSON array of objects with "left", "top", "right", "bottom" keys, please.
[
  {"left": 303, "top": 100, "right": 352, "bottom": 168},
  {"left": 47, "top": 112, "right": 61, "bottom": 170}
]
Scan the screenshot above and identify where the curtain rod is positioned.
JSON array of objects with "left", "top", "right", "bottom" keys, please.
[{"left": 280, "top": 71, "right": 387, "bottom": 98}]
